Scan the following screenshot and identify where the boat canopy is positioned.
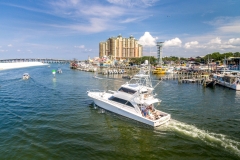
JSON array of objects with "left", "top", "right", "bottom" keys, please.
[
  {"left": 144, "top": 98, "right": 161, "bottom": 106},
  {"left": 133, "top": 97, "right": 161, "bottom": 106}
]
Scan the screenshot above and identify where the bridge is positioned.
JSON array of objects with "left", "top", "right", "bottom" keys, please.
[{"left": 0, "top": 58, "right": 72, "bottom": 63}]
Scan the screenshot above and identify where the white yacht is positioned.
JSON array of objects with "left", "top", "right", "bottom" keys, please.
[
  {"left": 22, "top": 73, "right": 30, "bottom": 80},
  {"left": 87, "top": 68, "right": 171, "bottom": 127}
]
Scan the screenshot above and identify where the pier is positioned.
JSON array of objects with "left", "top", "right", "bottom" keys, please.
[{"left": 159, "top": 71, "right": 214, "bottom": 87}]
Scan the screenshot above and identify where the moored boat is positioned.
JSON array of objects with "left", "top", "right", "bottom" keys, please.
[
  {"left": 213, "top": 73, "right": 240, "bottom": 90},
  {"left": 152, "top": 67, "right": 167, "bottom": 74},
  {"left": 165, "top": 67, "right": 176, "bottom": 74},
  {"left": 87, "top": 67, "right": 171, "bottom": 127}
]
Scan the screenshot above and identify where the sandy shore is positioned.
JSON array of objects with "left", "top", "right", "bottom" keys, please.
[{"left": 0, "top": 62, "right": 48, "bottom": 70}]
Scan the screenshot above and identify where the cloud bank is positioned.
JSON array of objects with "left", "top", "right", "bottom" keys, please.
[
  {"left": 164, "top": 38, "right": 182, "bottom": 47},
  {"left": 138, "top": 32, "right": 157, "bottom": 46}
]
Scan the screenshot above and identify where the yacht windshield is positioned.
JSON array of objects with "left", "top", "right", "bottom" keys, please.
[
  {"left": 118, "top": 87, "right": 136, "bottom": 94},
  {"left": 109, "top": 96, "right": 134, "bottom": 108}
]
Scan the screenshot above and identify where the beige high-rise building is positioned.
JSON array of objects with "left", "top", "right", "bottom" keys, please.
[{"left": 99, "top": 35, "right": 142, "bottom": 60}]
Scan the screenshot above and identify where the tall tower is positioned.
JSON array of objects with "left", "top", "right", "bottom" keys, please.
[{"left": 156, "top": 42, "right": 164, "bottom": 66}]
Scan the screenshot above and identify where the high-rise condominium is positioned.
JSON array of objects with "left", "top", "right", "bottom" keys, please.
[{"left": 99, "top": 35, "right": 142, "bottom": 60}]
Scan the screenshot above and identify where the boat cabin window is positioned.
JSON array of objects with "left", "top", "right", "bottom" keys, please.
[
  {"left": 118, "top": 87, "right": 136, "bottom": 94},
  {"left": 109, "top": 96, "right": 134, "bottom": 108},
  {"left": 141, "top": 91, "right": 148, "bottom": 94}
]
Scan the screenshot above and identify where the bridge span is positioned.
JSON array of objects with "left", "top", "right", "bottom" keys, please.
[{"left": 0, "top": 58, "right": 72, "bottom": 63}]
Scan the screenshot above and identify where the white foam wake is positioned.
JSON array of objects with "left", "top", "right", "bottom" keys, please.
[{"left": 157, "top": 120, "right": 240, "bottom": 157}]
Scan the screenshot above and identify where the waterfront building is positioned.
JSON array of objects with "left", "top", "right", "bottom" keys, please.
[
  {"left": 225, "top": 57, "right": 240, "bottom": 70},
  {"left": 99, "top": 35, "right": 142, "bottom": 60}
]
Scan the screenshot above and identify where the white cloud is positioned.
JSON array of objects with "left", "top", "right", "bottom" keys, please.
[
  {"left": 70, "top": 0, "right": 79, "bottom": 5},
  {"left": 184, "top": 41, "right": 199, "bottom": 49},
  {"left": 0, "top": 50, "right": 8, "bottom": 52},
  {"left": 164, "top": 38, "right": 182, "bottom": 47},
  {"left": 138, "top": 32, "right": 157, "bottom": 46},
  {"left": 8, "top": 44, "right": 12, "bottom": 47},
  {"left": 75, "top": 45, "right": 85, "bottom": 49},
  {"left": 66, "top": 18, "right": 115, "bottom": 33},
  {"left": 47, "top": 1, "right": 127, "bottom": 33},
  {"left": 80, "top": 5, "right": 124, "bottom": 18},
  {"left": 107, "top": 0, "right": 158, "bottom": 7},
  {"left": 120, "top": 15, "right": 150, "bottom": 23},
  {"left": 85, "top": 49, "right": 92, "bottom": 51},
  {"left": 220, "top": 44, "right": 236, "bottom": 49},
  {"left": 17, "top": 49, "right": 21, "bottom": 52},
  {"left": 218, "top": 25, "right": 240, "bottom": 33},
  {"left": 207, "top": 16, "right": 240, "bottom": 33},
  {"left": 208, "top": 37, "right": 221, "bottom": 44},
  {"left": 227, "top": 38, "right": 240, "bottom": 46}
]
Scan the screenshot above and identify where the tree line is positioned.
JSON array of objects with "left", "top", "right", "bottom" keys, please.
[{"left": 130, "top": 52, "right": 240, "bottom": 65}]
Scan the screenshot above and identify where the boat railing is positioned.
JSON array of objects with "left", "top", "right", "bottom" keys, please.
[{"left": 87, "top": 89, "right": 105, "bottom": 93}]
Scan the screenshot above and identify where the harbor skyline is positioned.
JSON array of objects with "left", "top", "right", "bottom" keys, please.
[{"left": 0, "top": 0, "right": 240, "bottom": 60}]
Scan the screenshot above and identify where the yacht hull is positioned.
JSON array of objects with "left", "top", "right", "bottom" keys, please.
[{"left": 88, "top": 92, "right": 171, "bottom": 127}]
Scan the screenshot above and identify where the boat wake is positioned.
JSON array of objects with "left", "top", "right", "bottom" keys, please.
[
  {"left": 157, "top": 119, "right": 240, "bottom": 157},
  {"left": 93, "top": 76, "right": 103, "bottom": 79}
]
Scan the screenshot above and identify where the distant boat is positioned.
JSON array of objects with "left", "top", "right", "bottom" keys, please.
[
  {"left": 22, "top": 73, "right": 30, "bottom": 80},
  {"left": 152, "top": 67, "right": 167, "bottom": 74},
  {"left": 57, "top": 68, "right": 62, "bottom": 73},
  {"left": 165, "top": 67, "right": 176, "bottom": 74}
]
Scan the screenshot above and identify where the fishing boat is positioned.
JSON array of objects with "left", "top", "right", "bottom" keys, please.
[
  {"left": 213, "top": 73, "right": 240, "bottom": 90},
  {"left": 22, "top": 73, "right": 30, "bottom": 80},
  {"left": 152, "top": 67, "right": 167, "bottom": 74},
  {"left": 212, "top": 56, "right": 240, "bottom": 90},
  {"left": 87, "top": 67, "right": 171, "bottom": 127}
]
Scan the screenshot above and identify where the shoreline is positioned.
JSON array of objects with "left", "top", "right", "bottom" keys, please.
[{"left": 0, "top": 62, "right": 48, "bottom": 70}]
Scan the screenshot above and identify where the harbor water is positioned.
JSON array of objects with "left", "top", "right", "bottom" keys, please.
[{"left": 0, "top": 64, "right": 239, "bottom": 159}]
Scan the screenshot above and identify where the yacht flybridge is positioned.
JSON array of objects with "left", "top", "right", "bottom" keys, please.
[{"left": 87, "top": 67, "right": 171, "bottom": 127}]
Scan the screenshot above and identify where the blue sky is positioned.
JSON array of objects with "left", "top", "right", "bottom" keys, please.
[{"left": 0, "top": 0, "right": 240, "bottom": 60}]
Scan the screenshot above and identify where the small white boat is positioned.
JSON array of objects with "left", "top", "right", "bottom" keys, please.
[
  {"left": 22, "top": 73, "right": 30, "bottom": 80},
  {"left": 57, "top": 68, "right": 62, "bottom": 73},
  {"left": 165, "top": 67, "right": 176, "bottom": 74},
  {"left": 87, "top": 67, "right": 171, "bottom": 127}
]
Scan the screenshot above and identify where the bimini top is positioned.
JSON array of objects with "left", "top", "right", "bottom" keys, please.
[{"left": 120, "top": 83, "right": 153, "bottom": 93}]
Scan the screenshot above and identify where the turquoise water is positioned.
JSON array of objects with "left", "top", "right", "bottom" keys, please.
[{"left": 0, "top": 64, "right": 239, "bottom": 159}]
